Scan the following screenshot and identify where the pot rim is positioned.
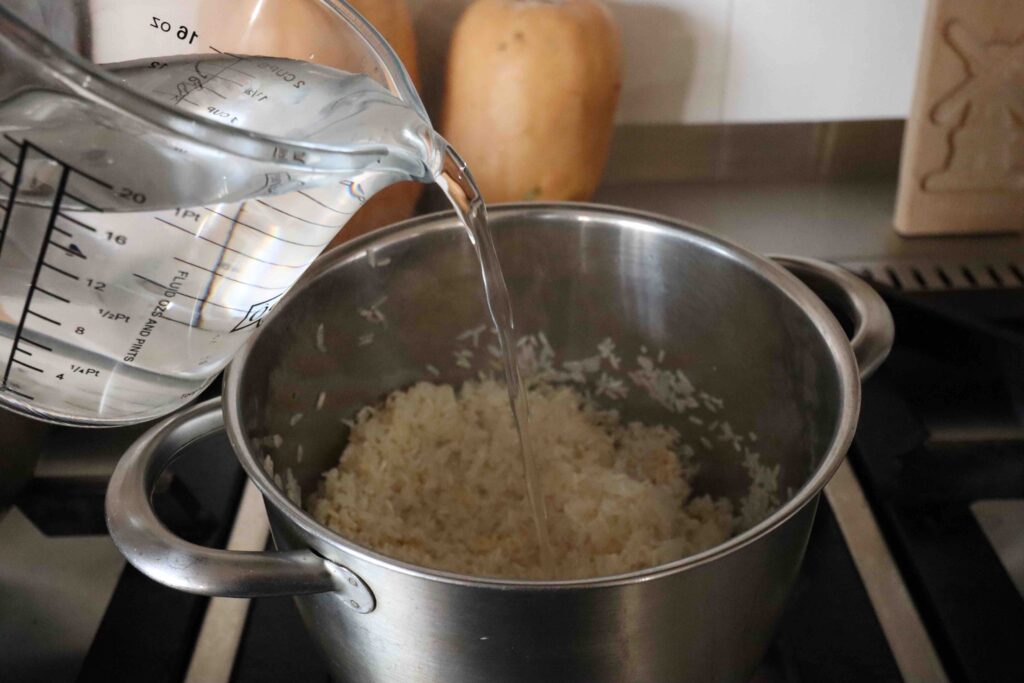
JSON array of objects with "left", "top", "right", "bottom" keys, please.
[{"left": 223, "top": 201, "right": 860, "bottom": 589}]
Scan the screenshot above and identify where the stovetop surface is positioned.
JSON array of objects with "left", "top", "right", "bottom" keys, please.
[
  {"left": 845, "top": 289, "right": 1024, "bottom": 683},
  {"left": 2, "top": 284, "right": 1022, "bottom": 683}
]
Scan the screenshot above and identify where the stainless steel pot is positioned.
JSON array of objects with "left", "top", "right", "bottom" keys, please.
[{"left": 106, "top": 203, "right": 894, "bottom": 683}]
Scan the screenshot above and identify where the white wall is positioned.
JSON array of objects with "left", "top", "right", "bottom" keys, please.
[
  {"left": 89, "top": 0, "right": 202, "bottom": 63},
  {"left": 411, "top": 0, "right": 929, "bottom": 124},
  {"left": 89, "top": 0, "right": 930, "bottom": 125},
  {"left": 719, "top": 0, "right": 928, "bottom": 123}
]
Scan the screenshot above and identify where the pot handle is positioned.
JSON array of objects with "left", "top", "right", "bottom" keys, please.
[
  {"left": 772, "top": 256, "right": 894, "bottom": 380},
  {"left": 105, "top": 398, "right": 374, "bottom": 612}
]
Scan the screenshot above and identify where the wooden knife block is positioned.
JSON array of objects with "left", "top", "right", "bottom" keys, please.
[{"left": 895, "top": 0, "right": 1024, "bottom": 235}]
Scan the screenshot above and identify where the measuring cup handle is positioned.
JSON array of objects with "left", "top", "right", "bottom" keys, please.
[
  {"left": 772, "top": 256, "right": 895, "bottom": 380},
  {"left": 106, "top": 398, "right": 373, "bottom": 609}
]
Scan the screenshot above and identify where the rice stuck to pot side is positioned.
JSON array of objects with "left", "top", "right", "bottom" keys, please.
[{"left": 309, "top": 379, "right": 737, "bottom": 580}]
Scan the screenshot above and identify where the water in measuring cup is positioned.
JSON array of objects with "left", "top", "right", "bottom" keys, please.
[
  {"left": 0, "top": 54, "right": 437, "bottom": 425},
  {"left": 0, "top": 52, "right": 552, "bottom": 565}
]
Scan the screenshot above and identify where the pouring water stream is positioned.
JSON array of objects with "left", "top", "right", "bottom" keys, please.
[{"left": 436, "top": 146, "right": 554, "bottom": 572}]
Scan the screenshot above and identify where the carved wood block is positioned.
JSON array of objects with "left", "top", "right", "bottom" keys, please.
[{"left": 895, "top": 0, "right": 1024, "bottom": 235}]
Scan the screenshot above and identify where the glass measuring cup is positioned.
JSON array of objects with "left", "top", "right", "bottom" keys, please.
[{"left": 0, "top": 0, "right": 440, "bottom": 425}]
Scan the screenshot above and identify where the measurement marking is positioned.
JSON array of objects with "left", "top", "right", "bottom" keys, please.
[
  {"left": 28, "top": 310, "right": 61, "bottom": 326},
  {"left": 176, "top": 51, "right": 245, "bottom": 107},
  {"left": 174, "top": 90, "right": 202, "bottom": 107},
  {"left": 191, "top": 60, "right": 232, "bottom": 92},
  {"left": 297, "top": 191, "right": 356, "bottom": 216},
  {"left": 53, "top": 225, "right": 72, "bottom": 238},
  {"left": 2, "top": 163, "right": 69, "bottom": 389},
  {"left": 0, "top": 150, "right": 15, "bottom": 166},
  {"left": 58, "top": 162, "right": 114, "bottom": 191},
  {"left": 255, "top": 172, "right": 306, "bottom": 196},
  {"left": 206, "top": 66, "right": 242, "bottom": 94},
  {"left": 47, "top": 240, "right": 86, "bottom": 259},
  {"left": 191, "top": 64, "right": 228, "bottom": 94},
  {"left": 36, "top": 287, "right": 70, "bottom": 303},
  {"left": 193, "top": 60, "right": 248, "bottom": 89},
  {"left": 154, "top": 217, "right": 309, "bottom": 268},
  {"left": 15, "top": 348, "right": 31, "bottom": 356},
  {"left": 193, "top": 59, "right": 213, "bottom": 78},
  {"left": 207, "top": 47, "right": 257, "bottom": 77},
  {"left": 21, "top": 338, "right": 51, "bottom": 352},
  {"left": 64, "top": 192, "right": 101, "bottom": 212},
  {"left": 5, "top": 387, "right": 34, "bottom": 400},
  {"left": 5, "top": 137, "right": 115, "bottom": 190},
  {"left": 0, "top": 177, "right": 11, "bottom": 189},
  {"left": 212, "top": 73, "right": 244, "bottom": 88},
  {"left": 169, "top": 95, "right": 201, "bottom": 107},
  {"left": 158, "top": 314, "right": 193, "bottom": 327},
  {"left": 195, "top": 202, "right": 246, "bottom": 325},
  {"left": 202, "top": 207, "right": 323, "bottom": 247},
  {"left": 173, "top": 256, "right": 288, "bottom": 291},
  {"left": 133, "top": 273, "right": 248, "bottom": 313},
  {"left": 57, "top": 212, "right": 98, "bottom": 232},
  {"left": 0, "top": 140, "right": 28, "bottom": 260},
  {"left": 208, "top": 46, "right": 244, "bottom": 60},
  {"left": 223, "top": 64, "right": 257, "bottom": 79},
  {"left": 11, "top": 358, "right": 43, "bottom": 373},
  {"left": 42, "top": 261, "right": 79, "bottom": 280},
  {"left": 255, "top": 200, "right": 345, "bottom": 228}
]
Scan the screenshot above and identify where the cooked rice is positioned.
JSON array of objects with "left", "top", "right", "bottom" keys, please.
[{"left": 309, "top": 379, "right": 736, "bottom": 580}]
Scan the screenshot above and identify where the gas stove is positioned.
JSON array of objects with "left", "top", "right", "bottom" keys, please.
[{"left": 1, "top": 195, "right": 1022, "bottom": 682}]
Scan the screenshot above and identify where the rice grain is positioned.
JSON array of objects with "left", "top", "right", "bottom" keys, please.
[{"left": 310, "top": 380, "right": 736, "bottom": 580}]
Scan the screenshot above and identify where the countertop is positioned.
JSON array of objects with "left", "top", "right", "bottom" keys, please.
[{"left": 594, "top": 180, "right": 1024, "bottom": 265}]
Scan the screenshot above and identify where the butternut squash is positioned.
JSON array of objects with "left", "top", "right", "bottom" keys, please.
[
  {"left": 442, "top": 0, "right": 621, "bottom": 203},
  {"left": 199, "top": 0, "right": 419, "bottom": 87},
  {"left": 200, "top": 0, "right": 424, "bottom": 248},
  {"left": 347, "top": 0, "right": 421, "bottom": 90},
  {"left": 329, "top": 0, "right": 424, "bottom": 248}
]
